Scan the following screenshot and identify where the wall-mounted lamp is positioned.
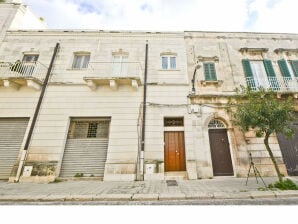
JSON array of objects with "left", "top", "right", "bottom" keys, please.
[{"left": 191, "top": 64, "right": 201, "bottom": 94}]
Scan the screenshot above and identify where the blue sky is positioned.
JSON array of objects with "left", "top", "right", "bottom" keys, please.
[{"left": 22, "top": 0, "right": 298, "bottom": 33}]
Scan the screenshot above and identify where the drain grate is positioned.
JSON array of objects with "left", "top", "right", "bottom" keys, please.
[{"left": 166, "top": 180, "right": 178, "bottom": 186}]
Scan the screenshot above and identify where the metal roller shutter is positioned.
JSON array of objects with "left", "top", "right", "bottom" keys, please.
[
  {"left": 0, "top": 118, "right": 29, "bottom": 179},
  {"left": 60, "top": 118, "right": 110, "bottom": 178}
]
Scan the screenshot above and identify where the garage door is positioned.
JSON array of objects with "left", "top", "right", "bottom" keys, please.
[
  {"left": 0, "top": 118, "right": 29, "bottom": 179},
  {"left": 60, "top": 118, "right": 110, "bottom": 178}
]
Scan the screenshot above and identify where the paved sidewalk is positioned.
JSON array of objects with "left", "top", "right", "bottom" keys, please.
[{"left": 0, "top": 177, "right": 298, "bottom": 202}]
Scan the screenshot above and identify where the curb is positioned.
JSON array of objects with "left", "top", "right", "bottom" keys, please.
[{"left": 1, "top": 191, "right": 298, "bottom": 202}]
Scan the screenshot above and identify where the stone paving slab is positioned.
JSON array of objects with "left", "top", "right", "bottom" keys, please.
[
  {"left": 159, "top": 193, "right": 186, "bottom": 200},
  {"left": 185, "top": 192, "right": 214, "bottom": 199},
  {"left": 93, "top": 194, "right": 132, "bottom": 201},
  {"left": 274, "top": 191, "right": 298, "bottom": 198},
  {"left": 132, "top": 193, "right": 159, "bottom": 201},
  {"left": 250, "top": 191, "right": 276, "bottom": 199}
]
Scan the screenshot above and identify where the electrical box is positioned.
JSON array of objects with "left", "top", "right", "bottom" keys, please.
[
  {"left": 145, "top": 164, "right": 156, "bottom": 174},
  {"left": 22, "top": 166, "right": 33, "bottom": 177}
]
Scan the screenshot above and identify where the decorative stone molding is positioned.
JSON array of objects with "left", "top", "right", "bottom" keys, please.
[
  {"left": 197, "top": 56, "right": 219, "bottom": 62},
  {"left": 200, "top": 80, "right": 223, "bottom": 87},
  {"left": 239, "top": 48, "right": 269, "bottom": 54},
  {"left": 274, "top": 48, "right": 298, "bottom": 56}
]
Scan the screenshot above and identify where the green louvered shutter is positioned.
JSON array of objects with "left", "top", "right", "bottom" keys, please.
[
  {"left": 203, "top": 63, "right": 217, "bottom": 81},
  {"left": 242, "top": 59, "right": 256, "bottom": 89},
  {"left": 278, "top": 59, "right": 291, "bottom": 78},
  {"left": 291, "top": 60, "right": 298, "bottom": 77},
  {"left": 263, "top": 59, "right": 279, "bottom": 90}
]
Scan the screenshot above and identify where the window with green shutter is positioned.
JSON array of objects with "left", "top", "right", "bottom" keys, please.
[
  {"left": 242, "top": 59, "right": 256, "bottom": 89},
  {"left": 278, "top": 59, "right": 291, "bottom": 78},
  {"left": 203, "top": 63, "right": 217, "bottom": 81},
  {"left": 263, "top": 59, "right": 279, "bottom": 90},
  {"left": 291, "top": 60, "right": 298, "bottom": 77}
]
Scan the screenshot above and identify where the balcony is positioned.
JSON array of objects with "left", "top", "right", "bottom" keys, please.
[
  {"left": 83, "top": 62, "right": 142, "bottom": 91},
  {"left": 0, "top": 61, "right": 47, "bottom": 90},
  {"left": 246, "top": 77, "right": 298, "bottom": 95}
]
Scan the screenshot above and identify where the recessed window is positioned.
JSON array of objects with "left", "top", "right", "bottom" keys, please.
[
  {"left": 162, "top": 56, "right": 176, "bottom": 69},
  {"left": 242, "top": 59, "right": 278, "bottom": 90},
  {"left": 23, "top": 54, "right": 39, "bottom": 63},
  {"left": 278, "top": 59, "right": 298, "bottom": 79},
  {"left": 203, "top": 62, "right": 217, "bottom": 81},
  {"left": 72, "top": 53, "right": 90, "bottom": 69},
  {"left": 113, "top": 55, "right": 128, "bottom": 75},
  {"left": 68, "top": 119, "right": 110, "bottom": 139}
]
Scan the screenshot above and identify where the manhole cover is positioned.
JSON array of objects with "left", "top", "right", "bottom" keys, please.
[{"left": 166, "top": 180, "right": 178, "bottom": 186}]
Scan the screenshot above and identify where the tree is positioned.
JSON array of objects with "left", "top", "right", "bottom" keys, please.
[{"left": 228, "top": 86, "right": 295, "bottom": 182}]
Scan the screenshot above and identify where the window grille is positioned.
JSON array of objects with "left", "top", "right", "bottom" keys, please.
[
  {"left": 208, "top": 119, "right": 225, "bottom": 129},
  {"left": 164, "top": 117, "right": 184, "bottom": 127},
  {"left": 68, "top": 119, "right": 110, "bottom": 139}
]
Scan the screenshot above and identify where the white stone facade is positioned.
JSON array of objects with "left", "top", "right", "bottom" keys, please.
[{"left": 0, "top": 1, "right": 297, "bottom": 182}]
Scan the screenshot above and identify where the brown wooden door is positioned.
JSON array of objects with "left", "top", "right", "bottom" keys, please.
[
  {"left": 209, "top": 129, "right": 234, "bottom": 176},
  {"left": 277, "top": 122, "right": 298, "bottom": 176},
  {"left": 164, "top": 131, "right": 186, "bottom": 172}
]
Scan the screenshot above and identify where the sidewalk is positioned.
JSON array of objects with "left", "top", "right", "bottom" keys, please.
[{"left": 0, "top": 177, "right": 298, "bottom": 202}]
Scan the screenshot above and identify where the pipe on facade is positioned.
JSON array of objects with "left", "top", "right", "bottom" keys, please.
[
  {"left": 15, "top": 42, "right": 60, "bottom": 182},
  {"left": 138, "top": 41, "right": 148, "bottom": 181}
]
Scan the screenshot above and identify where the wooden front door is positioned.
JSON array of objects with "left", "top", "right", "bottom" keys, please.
[
  {"left": 277, "top": 122, "right": 298, "bottom": 176},
  {"left": 209, "top": 129, "right": 234, "bottom": 176},
  {"left": 164, "top": 131, "right": 186, "bottom": 172}
]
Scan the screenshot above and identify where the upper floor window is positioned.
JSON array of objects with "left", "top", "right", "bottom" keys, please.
[
  {"left": 72, "top": 52, "right": 90, "bottom": 69},
  {"left": 242, "top": 59, "right": 278, "bottom": 90},
  {"left": 112, "top": 49, "right": 129, "bottom": 76},
  {"left": 162, "top": 56, "right": 176, "bottom": 69},
  {"left": 203, "top": 62, "right": 217, "bottom": 81},
  {"left": 278, "top": 59, "right": 298, "bottom": 79},
  {"left": 113, "top": 55, "right": 128, "bottom": 75},
  {"left": 160, "top": 52, "right": 177, "bottom": 70}
]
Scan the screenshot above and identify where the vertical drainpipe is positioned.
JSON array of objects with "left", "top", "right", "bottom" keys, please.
[
  {"left": 139, "top": 41, "right": 148, "bottom": 181},
  {"left": 15, "top": 42, "right": 60, "bottom": 182}
]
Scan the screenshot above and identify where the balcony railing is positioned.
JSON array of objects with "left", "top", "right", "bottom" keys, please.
[
  {"left": 246, "top": 77, "right": 298, "bottom": 92},
  {"left": 84, "top": 62, "right": 143, "bottom": 90},
  {"left": 0, "top": 61, "right": 48, "bottom": 90}
]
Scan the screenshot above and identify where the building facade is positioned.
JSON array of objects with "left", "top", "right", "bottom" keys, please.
[{"left": 0, "top": 1, "right": 298, "bottom": 182}]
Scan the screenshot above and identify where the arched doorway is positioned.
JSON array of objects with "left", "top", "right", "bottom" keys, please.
[{"left": 208, "top": 119, "right": 234, "bottom": 176}]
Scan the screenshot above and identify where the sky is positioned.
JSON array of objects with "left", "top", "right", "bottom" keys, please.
[{"left": 22, "top": 0, "right": 298, "bottom": 33}]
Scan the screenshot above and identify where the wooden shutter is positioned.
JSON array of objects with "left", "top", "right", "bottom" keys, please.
[
  {"left": 242, "top": 59, "right": 256, "bottom": 89},
  {"left": 278, "top": 59, "right": 291, "bottom": 78},
  {"left": 263, "top": 59, "right": 279, "bottom": 90},
  {"left": 263, "top": 60, "right": 276, "bottom": 77},
  {"left": 242, "top": 59, "right": 253, "bottom": 78},
  {"left": 291, "top": 60, "right": 298, "bottom": 77},
  {"left": 203, "top": 63, "right": 217, "bottom": 81}
]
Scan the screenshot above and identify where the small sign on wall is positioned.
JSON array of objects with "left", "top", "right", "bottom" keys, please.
[{"left": 22, "top": 166, "right": 33, "bottom": 177}]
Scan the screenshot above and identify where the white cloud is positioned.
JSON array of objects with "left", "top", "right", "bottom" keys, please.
[
  {"left": 22, "top": 0, "right": 297, "bottom": 33},
  {"left": 247, "top": 0, "right": 298, "bottom": 33}
]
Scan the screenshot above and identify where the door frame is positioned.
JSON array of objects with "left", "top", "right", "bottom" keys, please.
[
  {"left": 164, "top": 130, "right": 186, "bottom": 172},
  {"left": 207, "top": 119, "right": 235, "bottom": 177}
]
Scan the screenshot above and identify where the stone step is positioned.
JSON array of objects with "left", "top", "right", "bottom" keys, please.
[{"left": 164, "top": 172, "right": 188, "bottom": 180}]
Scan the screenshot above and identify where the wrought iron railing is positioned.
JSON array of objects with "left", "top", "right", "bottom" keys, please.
[
  {"left": 245, "top": 77, "right": 298, "bottom": 92},
  {"left": 0, "top": 61, "right": 48, "bottom": 82}
]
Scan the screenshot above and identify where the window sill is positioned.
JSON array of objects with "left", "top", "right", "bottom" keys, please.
[
  {"left": 200, "top": 80, "right": 223, "bottom": 87},
  {"left": 66, "top": 68, "right": 89, "bottom": 71},
  {"left": 158, "top": 69, "right": 180, "bottom": 72}
]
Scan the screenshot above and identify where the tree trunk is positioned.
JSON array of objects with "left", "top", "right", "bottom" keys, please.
[{"left": 264, "top": 132, "right": 283, "bottom": 182}]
